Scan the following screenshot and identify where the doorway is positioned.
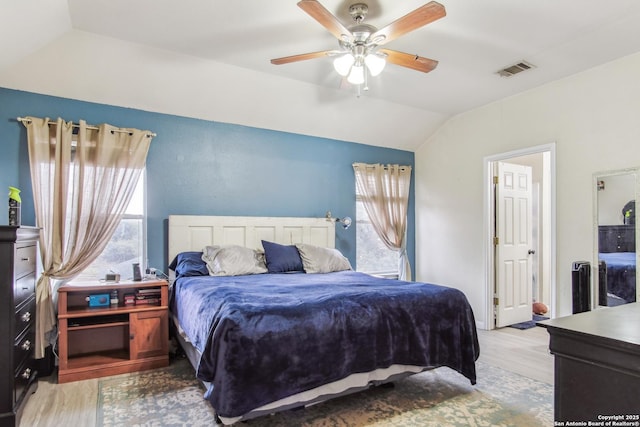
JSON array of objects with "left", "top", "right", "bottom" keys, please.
[{"left": 483, "top": 143, "right": 557, "bottom": 329}]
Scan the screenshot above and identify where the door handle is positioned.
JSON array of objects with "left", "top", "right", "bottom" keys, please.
[{"left": 528, "top": 249, "right": 536, "bottom": 255}]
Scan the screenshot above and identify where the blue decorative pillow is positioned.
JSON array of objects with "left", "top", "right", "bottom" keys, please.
[
  {"left": 168, "top": 251, "right": 209, "bottom": 278},
  {"left": 261, "top": 240, "right": 305, "bottom": 274}
]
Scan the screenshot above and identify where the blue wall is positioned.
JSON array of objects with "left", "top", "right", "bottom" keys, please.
[{"left": 0, "top": 88, "right": 415, "bottom": 274}]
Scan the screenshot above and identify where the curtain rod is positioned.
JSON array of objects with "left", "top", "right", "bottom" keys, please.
[
  {"left": 353, "top": 163, "right": 411, "bottom": 170},
  {"left": 16, "top": 117, "right": 156, "bottom": 138}
]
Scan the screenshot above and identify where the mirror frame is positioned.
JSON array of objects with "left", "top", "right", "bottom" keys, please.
[{"left": 592, "top": 167, "right": 640, "bottom": 309}]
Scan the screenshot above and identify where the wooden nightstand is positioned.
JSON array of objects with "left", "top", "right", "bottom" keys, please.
[{"left": 57, "top": 279, "right": 169, "bottom": 383}]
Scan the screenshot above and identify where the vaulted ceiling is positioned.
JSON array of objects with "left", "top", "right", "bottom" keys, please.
[{"left": 3, "top": 0, "right": 640, "bottom": 151}]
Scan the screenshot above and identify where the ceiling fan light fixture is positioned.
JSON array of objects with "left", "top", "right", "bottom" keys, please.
[
  {"left": 364, "top": 53, "right": 386, "bottom": 76},
  {"left": 271, "top": 1, "right": 446, "bottom": 95},
  {"left": 347, "top": 64, "right": 365, "bottom": 85},
  {"left": 333, "top": 53, "right": 355, "bottom": 77}
]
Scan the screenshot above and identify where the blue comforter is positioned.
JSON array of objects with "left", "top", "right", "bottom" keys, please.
[{"left": 171, "top": 271, "right": 479, "bottom": 418}]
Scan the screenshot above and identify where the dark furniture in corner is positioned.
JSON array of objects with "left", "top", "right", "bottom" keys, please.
[
  {"left": 598, "top": 224, "right": 636, "bottom": 304},
  {"left": 539, "top": 303, "right": 640, "bottom": 423},
  {"left": 598, "top": 224, "right": 635, "bottom": 252},
  {"left": 0, "top": 226, "right": 40, "bottom": 427}
]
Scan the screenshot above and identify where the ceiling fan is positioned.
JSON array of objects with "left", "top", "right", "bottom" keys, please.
[{"left": 271, "top": 0, "right": 446, "bottom": 90}]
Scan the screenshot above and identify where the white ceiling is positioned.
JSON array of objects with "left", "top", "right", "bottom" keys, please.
[{"left": 3, "top": 0, "right": 640, "bottom": 151}]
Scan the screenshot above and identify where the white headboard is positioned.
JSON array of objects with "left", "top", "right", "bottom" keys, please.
[{"left": 168, "top": 215, "right": 336, "bottom": 264}]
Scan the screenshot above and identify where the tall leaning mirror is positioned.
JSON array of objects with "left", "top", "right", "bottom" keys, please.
[{"left": 593, "top": 168, "right": 639, "bottom": 308}]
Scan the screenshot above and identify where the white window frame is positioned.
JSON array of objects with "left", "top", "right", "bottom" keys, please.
[
  {"left": 70, "top": 170, "right": 147, "bottom": 282},
  {"left": 355, "top": 192, "right": 400, "bottom": 278}
]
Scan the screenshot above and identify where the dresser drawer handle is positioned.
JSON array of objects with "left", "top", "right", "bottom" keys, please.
[
  {"left": 21, "top": 368, "right": 32, "bottom": 379},
  {"left": 21, "top": 340, "right": 31, "bottom": 351},
  {"left": 21, "top": 312, "right": 31, "bottom": 322},
  {"left": 21, "top": 257, "right": 30, "bottom": 262}
]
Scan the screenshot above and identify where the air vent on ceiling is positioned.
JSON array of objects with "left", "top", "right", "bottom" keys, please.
[{"left": 496, "top": 60, "right": 536, "bottom": 77}]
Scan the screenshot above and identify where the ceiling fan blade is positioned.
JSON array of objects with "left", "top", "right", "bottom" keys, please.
[
  {"left": 271, "top": 50, "right": 334, "bottom": 65},
  {"left": 379, "top": 49, "right": 438, "bottom": 73},
  {"left": 297, "top": 0, "right": 352, "bottom": 41},
  {"left": 371, "top": 1, "right": 446, "bottom": 46}
]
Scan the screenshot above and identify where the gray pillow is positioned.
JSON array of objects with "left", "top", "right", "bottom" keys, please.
[
  {"left": 295, "top": 243, "right": 352, "bottom": 273},
  {"left": 202, "top": 245, "right": 268, "bottom": 276}
]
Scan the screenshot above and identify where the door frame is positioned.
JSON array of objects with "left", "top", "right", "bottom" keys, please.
[{"left": 482, "top": 143, "right": 557, "bottom": 329}]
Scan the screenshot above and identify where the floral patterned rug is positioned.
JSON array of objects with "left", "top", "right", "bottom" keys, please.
[{"left": 97, "top": 358, "right": 552, "bottom": 426}]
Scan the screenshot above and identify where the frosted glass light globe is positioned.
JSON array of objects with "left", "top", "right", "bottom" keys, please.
[
  {"left": 333, "top": 54, "right": 355, "bottom": 77},
  {"left": 347, "top": 64, "right": 365, "bottom": 85},
  {"left": 365, "top": 54, "right": 386, "bottom": 76}
]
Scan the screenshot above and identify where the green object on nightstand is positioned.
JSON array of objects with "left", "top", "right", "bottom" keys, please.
[
  {"left": 8, "top": 186, "right": 21, "bottom": 203},
  {"left": 8, "top": 186, "right": 21, "bottom": 226}
]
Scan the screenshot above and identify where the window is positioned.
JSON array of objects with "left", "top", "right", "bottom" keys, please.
[
  {"left": 71, "top": 173, "right": 146, "bottom": 282},
  {"left": 355, "top": 191, "right": 399, "bottom": 278}
]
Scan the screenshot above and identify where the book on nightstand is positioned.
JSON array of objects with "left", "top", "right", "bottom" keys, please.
[
  {"left": 135, "top": 297, "right": 161, "bottom": 305},
  {"left": 134, "top": 288, "right": 161, "bottom": 305},
  {"left": 123, "top": 293, "right": 136, "bottom": 306}
]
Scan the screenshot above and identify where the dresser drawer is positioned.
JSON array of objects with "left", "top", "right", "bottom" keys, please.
[
  {"left": 15, "top": 272, "right": 36, "bottom": 308},
  {"left": 14, "top": 356, "right": 37, "bottom": 407},
  {"left": 15, "top": 244, "right": 37, "bottom": 279},
  {"left": 15, "top": 296, "right": 35, "bottom": 339},
  {"left": 14, "top": 327, "right": 35, "bottom": 375}
]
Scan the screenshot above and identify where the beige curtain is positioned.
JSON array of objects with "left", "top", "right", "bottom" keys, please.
[
  {"left": 353, "top": 163, "right": 412, "bottom": 281},
  {"left": 23, "top": 116, "right": 152, "bottom": 358}
]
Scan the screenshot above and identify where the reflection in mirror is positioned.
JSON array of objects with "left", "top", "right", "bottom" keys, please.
[{"left": 594, "top": 169, "right": 638, "bottom": 307}]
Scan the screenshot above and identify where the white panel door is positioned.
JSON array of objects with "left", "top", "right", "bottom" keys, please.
[{"left": 495, "top": 161, "right": 533, "bottom": 327}]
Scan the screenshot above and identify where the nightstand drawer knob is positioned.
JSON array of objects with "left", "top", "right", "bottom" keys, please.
[
  {"left": 21, "top": 340, "right": 31, "bottom": 351},
  {"left": 21, "top": 368, "right": 32, "bottom": 379},
  {"left": 21, "top": 312, "right": 31, "bottom": 322}
]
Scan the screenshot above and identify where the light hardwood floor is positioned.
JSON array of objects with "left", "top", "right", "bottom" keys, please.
[
  {"left": 477, "top": 325, "right": 554, "bottom": 385},
  {"left": 19, "top": 326, "right": 554, "bottom": 427}
]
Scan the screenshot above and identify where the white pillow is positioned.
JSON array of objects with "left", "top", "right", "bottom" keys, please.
[
  {"left": 202, "top": 245, "right": 267, "bottom": 276},
  {"left": 295, "top": 243, "right": 352, "bottom": 274}
]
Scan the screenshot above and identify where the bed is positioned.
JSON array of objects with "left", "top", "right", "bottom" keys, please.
[
  {"left": 599, "top": 252, "right": 636, "bottom": 304},
  {"left": 598, "top": 225, "right": 637, "bottom": 304},
  {"left": 168, "top": 215, "right": 480, "bottom": 425}
]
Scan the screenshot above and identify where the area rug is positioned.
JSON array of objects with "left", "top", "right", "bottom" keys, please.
[{"left": 97, "top": 358, "right": 552, "bottom": 427}]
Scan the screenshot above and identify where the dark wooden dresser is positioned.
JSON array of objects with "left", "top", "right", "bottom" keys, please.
[
  {"left": 598, "top": 224, "right": 635, "bottom": 252},
  {"left": 539, "top": 303, "right": 640, "bottom": 423},
  {"left": 0, "top": 226, "right": 40, "bottom": 427}
]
